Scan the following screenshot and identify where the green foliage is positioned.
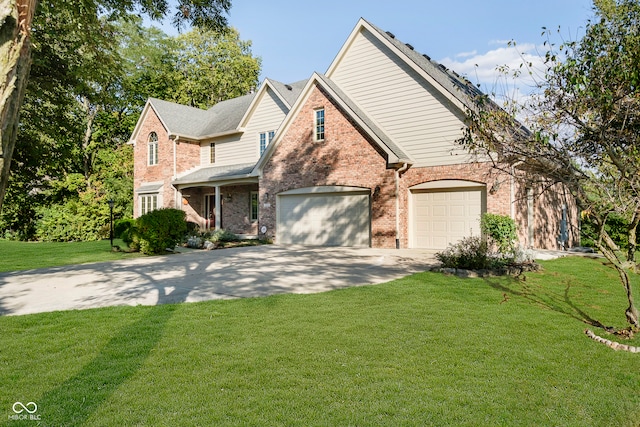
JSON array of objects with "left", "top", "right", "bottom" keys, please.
[
  {"left": 435, "top": 235, "right": 492, "bottom": 270},
  {"left": 131, "top": 208, "right": 187, "bottom": 255},
  {"left": 206, "top": 228, "right": 239, "bottom": 243},
  {"left": 581, "top": 212, "right": 634, "bottom": 249},
  {"left": 114, "top": 218, "right": 135, "bottom": 239},
  {"left": 480, "top": 213, "right": 518, "bottom": 256},
  {"left": 35, "top": 191, "right": 111, "bottom": 242},
  {"left": 172, "top": 27, "right": 261, "bottom": 108}
]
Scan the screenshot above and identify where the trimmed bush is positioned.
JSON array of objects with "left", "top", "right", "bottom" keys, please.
[{"left": 132, "top": 208, "right": 187, "bottom": 255}]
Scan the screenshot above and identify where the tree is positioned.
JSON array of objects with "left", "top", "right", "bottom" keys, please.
[
  {"left": 0, "top": 0, "right": 231, "bottom": 212},
  {"left": 172, "top": 27, "right": 261, "bottom": 108},
  {"left": 459, "top": 0, "right": 640, "bottom": 332}
]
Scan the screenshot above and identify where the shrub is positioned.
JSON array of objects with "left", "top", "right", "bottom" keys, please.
[
  {"left": 114, "top": 218, "right": 135, "bottom": 239},
  {"left": 480, "top": 213, "right": 518, "bottom": 257},
  {"left": 435, "top": 235, "right": 491, "bottom": 270},
  {"left": 207, "top": 229, "right": 239, "bottom": 243},
  {"left": 132, "top": 208, "right": 187, "bottom": 255},
  {"left": 35, "top": 196, "right": 109, "bottom": 242}
]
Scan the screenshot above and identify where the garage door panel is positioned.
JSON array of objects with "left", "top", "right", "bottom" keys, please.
[
  {"left": 411, "top": 188, "right": 485, "bottom": 249},
  {"left": 278, "top": 192, "right": 370, "bottom": 247}
]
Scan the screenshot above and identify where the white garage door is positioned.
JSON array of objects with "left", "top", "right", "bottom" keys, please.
[
  {"left": 277, "top": 187, "right": 370, "bottom": 247},
  {"left": 412, "top": 187, "right": 485, "bottom": 250}
]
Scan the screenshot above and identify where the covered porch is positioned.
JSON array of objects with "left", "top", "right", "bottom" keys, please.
[{"left": 172, "top": 163, "right": 259, "bottom": 237}]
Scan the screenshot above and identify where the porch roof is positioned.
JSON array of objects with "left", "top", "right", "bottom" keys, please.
[{"left": 172, "top": 163, "right": 257, "bottom": 187}]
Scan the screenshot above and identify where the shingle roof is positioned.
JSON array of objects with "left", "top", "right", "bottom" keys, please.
[
  {"left": 148, "top": 93, "right": 256, "bottom": 139},
  {"left": 172, "top": 163, "right": 257, "bottom": 186},
  {"left": 147, "top": 98, "right": 211, "bottom": 138},
  {"left": 266, "top": 78, "right": 308, "bottom": 106}
]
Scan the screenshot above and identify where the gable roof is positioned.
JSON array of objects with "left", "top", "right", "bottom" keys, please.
[
  {"left": 253, "top": 72, "right": 413, "bottom": 174},
  {"left": 237, "top": 78, "right": 307, "bottom": 128},
  {"left": 129, "top": 78, "right": 308, "bottom": 145},
  {"left": 326, "top": 18, "right": 486, "bottom": 114}
]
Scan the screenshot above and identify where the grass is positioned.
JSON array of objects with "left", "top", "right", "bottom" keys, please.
[
  {"left": 0, "top": 255, "right": 639, "bottom": 426},
  {"left": 0, "top": 239, "right": 143, "bottom": 272}
]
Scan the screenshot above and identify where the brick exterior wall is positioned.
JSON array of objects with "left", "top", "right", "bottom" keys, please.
[
  {"left": 134, "top": 93, "right": 578, "bottom": 250},
  {"left": 259, "top": 86, "right": 397, "bottom": 248},
  {"left": 512, "top": 179, "right": 579, "bottom": 250},
  {"left": 257, "top": 84, "right": 578, "bottom": 250},
  {"left": 133, "top": 107, "right": 203, "bottom": 217},
  {"left": 398, "top": 163, "right": 512, "bottom": 248}
]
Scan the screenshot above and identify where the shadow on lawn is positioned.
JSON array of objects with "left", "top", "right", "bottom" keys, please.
[
  {"left": 27, "top": 305, "right": 176, "bottom": 426},
  {"left": 483, "top": 276, "right": 610, "bottom": 330}
]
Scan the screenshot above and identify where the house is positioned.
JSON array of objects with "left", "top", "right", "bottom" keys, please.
[{"left": 129, "top": 18, "right": 578, "bottom": 250}]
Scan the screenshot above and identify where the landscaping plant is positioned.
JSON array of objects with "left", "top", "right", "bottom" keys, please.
[{"left": 125, "top": 208, "right": 187, "bottom": 255}]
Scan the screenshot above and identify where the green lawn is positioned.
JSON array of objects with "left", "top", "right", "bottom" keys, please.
[
  {"left": 0, "top": 256, "right": 639, "bottom": 426},
  {"left": 0, "top": 239, "right": 142, "bottom": 272}
]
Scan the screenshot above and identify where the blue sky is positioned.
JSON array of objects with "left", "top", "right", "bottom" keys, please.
[{"left": 157, "top": 0, "right": 595, "bottom": 92}]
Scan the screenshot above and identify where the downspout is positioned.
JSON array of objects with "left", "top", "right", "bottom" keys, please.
[
  {"left": 172, "top": 136, "right": 179, "bottom": 208},
  {"left": 395, "top": 162, "right": 409, "bottom": 249}
]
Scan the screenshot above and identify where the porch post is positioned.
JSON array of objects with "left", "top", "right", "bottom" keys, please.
[{"left": 215, "top": 185, "right": 221, "bottom": 230}]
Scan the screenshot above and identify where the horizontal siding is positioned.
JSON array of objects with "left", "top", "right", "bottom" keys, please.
[
  {"left": 330, "top": 28, "right": 469, "bottom": 167},
  {"left": 200, "top": 87, "right": 289, "bottom": 167}
]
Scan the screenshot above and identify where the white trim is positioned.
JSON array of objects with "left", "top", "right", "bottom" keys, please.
[
  {"left": 279, "top": 186, "right": 370, "bottom": 196},
  {"left": 409, "top": 180, "right": 485, "bottom": 190}
]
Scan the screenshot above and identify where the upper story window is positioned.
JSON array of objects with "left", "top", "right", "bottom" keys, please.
[
  {"left": 314, "top": 108, "right": 325, "bottom": 141},
  {"left": 210, "top": 143, "right": 216, "bottom": 164},
  {"left": 148, "top": 132, "right": 159, "bottom": 166},
  {"left": 259, "top": 131, "right": 275, "bottom": 155}
]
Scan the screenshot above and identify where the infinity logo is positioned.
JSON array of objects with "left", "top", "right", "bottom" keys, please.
[{"left": 12, "top": 402, "right": 38, "bottom": 414}]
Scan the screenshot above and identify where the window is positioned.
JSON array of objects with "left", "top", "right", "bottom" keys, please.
[
  {"left": 314, "top": 108, "right": 325, "bottom": 141},
  {"left": 140, "top": 194, "right": 158, "bottom": 215},
  {"left": 210, "top": 143, "right": 216, "bottom": 164},
  {"left": 148, "top": 132, "right": 158, "bottom": 165},
  {"left": 259, "top": 131, "right": 275, "bottom": 155},
  {"left": 250, "top": 192, "right": 259, "bottom": 222}
]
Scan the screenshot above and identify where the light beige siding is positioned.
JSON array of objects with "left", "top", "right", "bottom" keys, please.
[
  {"left": 199, "top": 87, "right": 289, "bottom": 167},
  {"left": 329, "top": 28, "right": 471, "bottom": 167}
]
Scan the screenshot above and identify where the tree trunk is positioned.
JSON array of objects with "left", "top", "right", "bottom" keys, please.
[
  {"left": 0, "top": 0, "right": 37, "bottom": 212},
  {"left": 597, "top": 227, "right": 640, "bottom": 329},
  {"left": 81, "top": 96, "right": 98, "bottom": 188},
  {"left": 627, "top": 209, "right": 640, "bottom": 263}
]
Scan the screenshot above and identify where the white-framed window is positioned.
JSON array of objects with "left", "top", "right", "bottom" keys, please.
[
  {"left": 210, "top": 143, "right": 216, "bottom": 164},
  {"left": 314, "top": 108, "right": 325, "bottom": 141},
  {"left": 140, "top": 194, "right": 158, "bottom": 215},
  {"left": 250, "top": 192, "right": 259, "bottom": 222},
  {"left": 148, "top": 132, "right": 158, "bottom": 166},
  {"left": 259, "top": 130, "right": 275, "bottom": 155}
]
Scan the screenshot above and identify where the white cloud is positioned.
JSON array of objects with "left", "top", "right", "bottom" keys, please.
[
  {"left": 439, "top": 42, "right": 548, "bottom": 102},
  {"left": 455, "top": 50, "right": 477, "bottom": 58}
]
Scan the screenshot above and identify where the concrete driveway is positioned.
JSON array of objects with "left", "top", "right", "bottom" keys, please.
[{"left": 0, "top": 245, "right": 437, "bottom": 316}]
